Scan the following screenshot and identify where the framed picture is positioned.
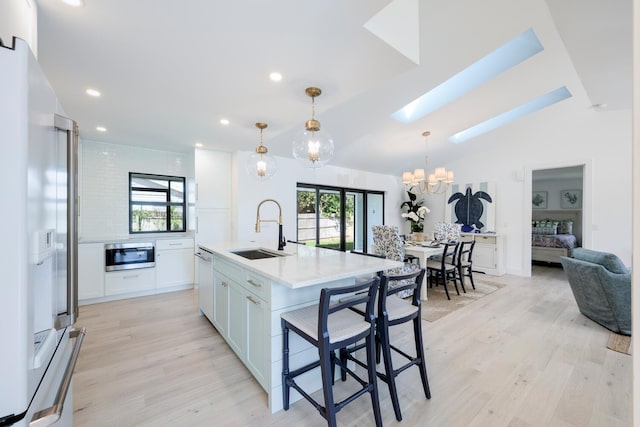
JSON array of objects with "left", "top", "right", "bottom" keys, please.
[
  {"left": 561, "top": 189, "right": 582, "bottom": 209},
  {"left": 532, "top": 191, "right": 547, "bottom": 209}
]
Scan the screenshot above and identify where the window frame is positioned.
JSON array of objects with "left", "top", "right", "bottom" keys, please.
[
  {"left": 296, "top": 182, "right": 385, "bottom": 252},
  {"left": 129, "top": 172, "right": 186, "bottom": 234}
]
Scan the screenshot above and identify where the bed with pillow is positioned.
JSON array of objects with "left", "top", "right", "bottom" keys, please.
[{"left": 531, "top": 211, "right": 581, "bottom": 264}]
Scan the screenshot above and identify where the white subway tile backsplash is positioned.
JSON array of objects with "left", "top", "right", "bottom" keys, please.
[{"left": 80, "top": 140, "right": 194, "bottom": 239}]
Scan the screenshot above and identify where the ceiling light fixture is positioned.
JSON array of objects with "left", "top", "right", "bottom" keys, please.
[
  {"left": 61, "top": 0, "right": 84, "bottom": 7},
  {"left": 220, "top": 118, "right": 230, "bottom": 125},
  {"left": 402, "top": 131, "right": 454, "bottom": 195},
  {"left": 86, "top": 88, "right": 101, "bottom": 97},
  {"left": 96, "top": 126, "right": 107, "bottom": 132},
  {"left": 269, "top": 72, "right": 282, "bottom": 82},
  {"left": 292, "top": 87, "right": 333, "bottom": 168},
  {"left": 247, "top": 122, "right": 277, "bottom": 180}
]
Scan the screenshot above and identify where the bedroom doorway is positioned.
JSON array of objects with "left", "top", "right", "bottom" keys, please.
[{"left": 524, "top": 162, "right": 590, "bottom": 277}]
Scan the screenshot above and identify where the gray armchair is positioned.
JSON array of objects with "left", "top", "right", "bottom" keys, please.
[{"left": 560, "top": 248, "right": 631, "bottom": 336}]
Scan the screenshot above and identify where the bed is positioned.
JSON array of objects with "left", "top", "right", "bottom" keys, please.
[{"left": 531, "top": 210, "right": 581, "bottom": 264}]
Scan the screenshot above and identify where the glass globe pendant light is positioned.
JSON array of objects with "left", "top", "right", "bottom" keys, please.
[
  {"left": 292, "top": 87, "right": 334, "bottom": 168},
  {"left": 246, "top": 122, "right": 277, "bottom": 180}
]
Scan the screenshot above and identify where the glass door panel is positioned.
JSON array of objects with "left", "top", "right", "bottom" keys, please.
[
  {"left": 296, "top": 189, "right": 316, "bottom": 245},
  {"left": 318, "top": 189, "right": 341, "bottom": 249},
  {"left": 366, "top": 193, "right": 384, "bottom": 252}
]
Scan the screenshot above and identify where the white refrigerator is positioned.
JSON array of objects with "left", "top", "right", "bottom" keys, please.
[{"left": 0, "top": 37, "right": 85, "bottom": 427}]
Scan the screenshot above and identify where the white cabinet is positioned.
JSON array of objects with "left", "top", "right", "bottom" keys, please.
[
  {"left": 195, "top": 149, "right": 231, "bottom": 209},
  {"left": 104, "top": 268, "right": 155, "bottom": 296},
  {"left": 460, "top": 233, "right": 505, "bottom": 275},
  {"left": 212, "top": 256, "right": 269, "bottom": 391},
  {"left": 195, "top": 209, "right": 231, "bottom": 246},
  {"left": 78, "top": 243, "right": 105, "bottom": 300},
  {"left": 155, "top": 238, "right": 195, "bottom": 290},
  {"left": 213, "top": 272, "right": 229, "bottom": 336}
]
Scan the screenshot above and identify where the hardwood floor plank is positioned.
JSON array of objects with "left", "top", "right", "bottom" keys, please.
[{"left": 73, "top": 265, "right": 631, "bottom": 426}]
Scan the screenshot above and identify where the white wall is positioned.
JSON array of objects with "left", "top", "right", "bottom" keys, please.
[
  {"left": 79, "top": 139, "right": 194, "bottom": 239},
  {"left": 0, "top": 0, "right": 38, "bottom": 55},
  {"left": 429, "top": 100, "right": 631, "bottom": 275},
  {"left": 233, "top": 152, "right": 406, "bottom": 249}
]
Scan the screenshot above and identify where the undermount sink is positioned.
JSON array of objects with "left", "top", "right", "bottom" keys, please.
[{"left": 231, "top": 248, "right": 289, "bottom": 260}]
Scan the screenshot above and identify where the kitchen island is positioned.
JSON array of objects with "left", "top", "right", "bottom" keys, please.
[{"left": 197, "top": 241, "right": 402, "bottom": 413}]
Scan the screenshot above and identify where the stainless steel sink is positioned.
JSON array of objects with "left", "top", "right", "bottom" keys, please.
[{"left": 231, "top": 248, "right": 288, "bottom": 260}]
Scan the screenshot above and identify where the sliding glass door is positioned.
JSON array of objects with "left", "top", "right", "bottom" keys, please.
[{"left": 296, "top": 183, "right": 384, "bottom": 252}]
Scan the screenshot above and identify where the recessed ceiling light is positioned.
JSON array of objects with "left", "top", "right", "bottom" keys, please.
[
  {"left": 195, "top": 142, "right": 203, "bottom": 148},
  {"left": 96, "top": 126, "right": 107, "bottom": 132},
  {"left": 269, "top": 72, "right": 283, "bottom": 82},
  {"left": 220, "top": 118, "right": 230, "bottom": 125},
  {"left": 61, "top": 0, "right": 84, "bottom": 7},
  {"left": 86, "top": 88, "right": 101, "bottom": 97}
]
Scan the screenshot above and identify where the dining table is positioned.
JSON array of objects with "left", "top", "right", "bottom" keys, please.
[{"left": 404, "top": 243, "right": 445, "bottom": 300}]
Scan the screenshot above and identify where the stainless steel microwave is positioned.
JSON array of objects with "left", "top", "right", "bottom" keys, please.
[{"left": 105, "top": 242, "right": 155, "bottom": 271}]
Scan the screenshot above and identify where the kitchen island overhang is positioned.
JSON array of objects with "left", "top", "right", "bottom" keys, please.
[{"left": 197, "top": 241, "right": 402, "bottom": 413}]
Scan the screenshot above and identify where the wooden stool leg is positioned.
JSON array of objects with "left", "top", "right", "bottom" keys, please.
[
  {"left": 380, "top": 320, "right": 403, "bottom": 421},
  {"left": 366, "top": 333, "right": 383, "bottom": 427},
  {"left": 282, "top": 320, "right": 291, "bottom": 410},
  {"left": 320, "top": 345, "right": 337, "bottom": 427},
  {"left": 413, "top": 316, "right": 431, "bottom": 399}
]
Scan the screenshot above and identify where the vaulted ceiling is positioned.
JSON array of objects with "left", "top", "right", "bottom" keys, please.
[{"left": 35, "top": 0, "right": 631, "bottom": 176}]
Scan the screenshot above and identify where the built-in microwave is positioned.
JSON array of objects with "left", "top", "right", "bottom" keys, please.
[{"left": 105, "top": 242, "right": 155, "bottom": 271}]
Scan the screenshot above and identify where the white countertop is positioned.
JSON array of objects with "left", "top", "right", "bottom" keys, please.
[{"left": 198, "top": 241, "right": 403, "bottom": 289}]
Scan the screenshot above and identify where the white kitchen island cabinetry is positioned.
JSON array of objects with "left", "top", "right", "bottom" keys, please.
[
  {"left": 201, "top": 242, "right": 402, "bottom": 413},
  {"left": 155, "top": 238, "right": 194, "bottom": 290},
  {"left": 78, "top": 242, "right": 105, "bottom": 299}
]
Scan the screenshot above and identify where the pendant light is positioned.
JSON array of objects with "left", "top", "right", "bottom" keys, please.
[
  {"left": 292, "top": 87, "right": 334, "bottom": 168},
  {"left": 246, "top": 122, "right": 277, "bottom": 180}
]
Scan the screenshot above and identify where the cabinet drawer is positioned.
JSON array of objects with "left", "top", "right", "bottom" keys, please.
[
  {"left": 459, "top": 234, "right": 474, "bottom": 242},
  {"left": 105, "top": 267, "right": 155, "bottom": 295},
  {"left": 214, "top": 257, "right": 243, "bottom": 281},
  {"left": 243, "top": 271, "right": 270, "bottom": 300},
  {"left": 156, "top": 238, "right": 194, "bottom": 250},
  {"left": 475, "top": 236, "right": 496, "bottom": 245}
]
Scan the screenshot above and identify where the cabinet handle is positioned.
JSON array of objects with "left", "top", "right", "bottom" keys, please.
[
  {"left": 221, "top": 281, "right": 228, "bottom": 288},
  {"left": 123, "top": 274, "right": 139, "bottom": 279},
  {"left": 246, "top": 279, "right": 262, "bottom": 288},
  {"left": 169, "top": 243, "right": 182, "bottom": 246},
  {"left": 196, "top": 183, "right": 199, "bottom": 201},
  {"left": 247, "top": 295, "right": 260, "bottom": 305}
]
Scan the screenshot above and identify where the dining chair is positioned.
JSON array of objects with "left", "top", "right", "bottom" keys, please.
[
  {"left": 371, "top": 225, "right": 421, "bottom": 298},
  {"left": 280, "top": 277, "right": 382, "bottom": 427},
  {"left": 457, "top": 240, "right": 476, "bottom": 290},
  {"left": 340, "top": 268, "right": 430, "bottom": 421},
  {"left": 426, "top": 242, "right": 460, "bottom": 300}
]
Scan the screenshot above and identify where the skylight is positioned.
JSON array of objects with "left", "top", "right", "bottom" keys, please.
[
  {"left": 391, "top": 28, "right": 544, "bottom": 123},
  {"left": 448, "top": 86, "right": 572, "bottom": 143}
]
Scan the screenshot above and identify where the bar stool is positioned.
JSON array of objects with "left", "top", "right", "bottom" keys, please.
[
  {"left": 280, "top": 277, "right": 382, "bottom": 427},
  {"left": 341, "top": 268, "right": 431, "bottom": 421}
]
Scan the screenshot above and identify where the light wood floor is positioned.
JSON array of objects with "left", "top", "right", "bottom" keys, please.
[{"left": 73, "top": 265, "right": 631, "bottom": 426}]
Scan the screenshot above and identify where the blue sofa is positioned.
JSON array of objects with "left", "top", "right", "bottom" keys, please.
[{"left": 560, "top": 248, "right": 631, "bottom": 336}]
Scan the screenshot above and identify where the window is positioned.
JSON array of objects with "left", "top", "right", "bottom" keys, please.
[
  {"left": 296, "top": 183, "right": 384, "bottom": 252},
  {"left": 129, "top": 173, "right": 186, "bottom": 233}
]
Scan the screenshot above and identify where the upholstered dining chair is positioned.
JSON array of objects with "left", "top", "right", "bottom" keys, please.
[{"left": 371, "top": 225, "right": 421, "bottom": 298}]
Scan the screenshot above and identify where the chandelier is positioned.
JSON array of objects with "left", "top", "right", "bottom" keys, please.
[
  {"left": 402, "top": 131, "right": 454, "bottom": 195},
  {"left": 246, "top": 122, "right": 277, "bottom": 180},
  {"left": 292, "top": 87, "right": 334, "bottom": 168}
]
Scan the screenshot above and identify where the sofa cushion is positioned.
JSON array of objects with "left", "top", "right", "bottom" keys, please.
[{"left": 572, "top": 248, "right": 629, "bottom": 274}]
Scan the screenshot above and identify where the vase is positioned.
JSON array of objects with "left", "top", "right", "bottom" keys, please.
[{"left": 413, "top": 232, "right": 424, "bottom": 242}]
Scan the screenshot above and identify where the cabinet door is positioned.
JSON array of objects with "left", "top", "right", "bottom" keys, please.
[
  {"left": 473, "top": 244, "right": 497, "bottom": 269},
  {"left": 195, "top": 149, "right": 231, "bottom": 209},
  {"left": 245, "top": 293, "right": 268, "bottom": 389},
  {"left": 156, "top": 248, "right": 195, "bottom": 289},
  {"left": 227, "top": 282, "right": 246, "bottom": 356},
  {"left": 195, "top": 209, "right": 231, "bottom": 246},
  {"left": 213, "top": 273, "right": 230, "bottom": 336},
  {"left": 78, "top": 243, "right": 105, "bottom": 300}
]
